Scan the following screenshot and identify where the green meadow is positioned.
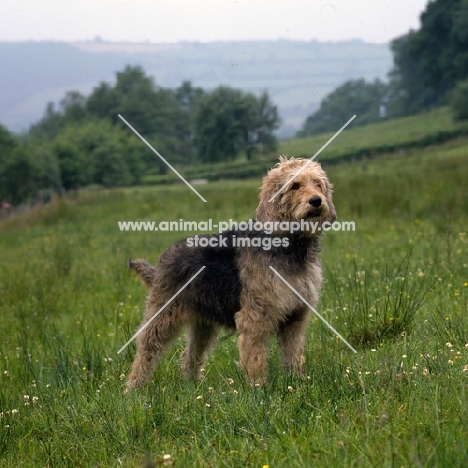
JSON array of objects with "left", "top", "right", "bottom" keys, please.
[{"left": 1, "top": 121, "right": 468, "bottom": 466}]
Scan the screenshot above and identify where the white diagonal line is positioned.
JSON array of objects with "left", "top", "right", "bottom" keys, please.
[
  {"left": 118, "top": 114, "right": 207, "bottom": 203},
  {"left": 268, "top": 115, "right": 356, "bottom": 202},
  {"left": 269, "top": 266, "right": 357, "bottom": 353},
  {"left": 117, "top": 266, "right": 206, "bottom": 354}
]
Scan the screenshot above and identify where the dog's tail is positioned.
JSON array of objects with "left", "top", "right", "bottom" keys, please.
[{"left": 128, "top": 258, "right": 157, "bottom": 289}]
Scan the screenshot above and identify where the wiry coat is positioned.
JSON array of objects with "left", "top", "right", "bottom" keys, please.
[{"left": 126, "top": 158, "right": 336, "bottom": 389}]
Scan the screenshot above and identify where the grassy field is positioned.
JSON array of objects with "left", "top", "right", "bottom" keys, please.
[
  {"left": 279, "top": 106, "right": 468, "bottom": 159},
  {"left": 1, "top": 134, "right": 468, "bottom": 466}
]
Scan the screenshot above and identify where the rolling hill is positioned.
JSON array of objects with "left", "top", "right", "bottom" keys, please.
[{"left": 0, "top": 39, "right": 391, "bottom": 136}]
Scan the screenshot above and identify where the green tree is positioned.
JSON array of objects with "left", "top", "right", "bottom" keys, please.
[
  {"left": 0, "top": 125, "right": 20, "bottom": 202},
  {"left": 53, "top": 119, "right": 144, "bottom": 190},
  {"left": 28, "top": 102, "right": 62, "bottom": 140},
  {"left": 173, "top": 81, "right": 205, "bottom": 164},
  {"left": 388, "top": 0, "right": 468, "bottom": 116},
  {"left": 1, "top": 126, "right": 26, "bottom": 203},
  {"left": 59, "top": 91, "right": 88, "bottom": 123},
  {"left": 87, "top": 65, "right": 184, "bottom": 171},
  {"left": 0, "top": 147, "right": 38, "bottom": 204},
  {"left": 0, "top": 144, "right": 60, "bottom": 204},
  {"left": 298, "top": 79, "right": 387, "bottom": 137},
  {"left": 193, "top": 87, "right": 279, "bottom": 162},
  {"left": 1, "top": 123, "right": 63, "bottom": 203},
  {"left": 451, "top": 79, "right": 468, "bottom": 121},
  {"left": 29, "top": 91, "right": 88, "bottom": 139},
  {"left": 53, "top": 137, "right": 92, "bottom": 190},
  {"left": 386, "top": 32, "right": 439, "bottom": 117},
  {"left": 86, "top": 82, "right": 115, "bottom": 120},
  {"left": 25, "top": 141, "right": 61, "bottom": 191},
  {"left": 243, "top": 91, "right": 279, "bottom": 160},
  {"left": 0, "top": 123, "right": 17, "bottom": 158}
]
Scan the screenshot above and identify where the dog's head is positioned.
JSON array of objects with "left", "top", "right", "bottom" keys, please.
[{"left": 256, "top": 156, "right": 336, "bottom": 232}]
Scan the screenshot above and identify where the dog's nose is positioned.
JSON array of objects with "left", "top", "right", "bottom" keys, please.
[{"left": 309, "top": 196, "right": 322, "bottom": 207}]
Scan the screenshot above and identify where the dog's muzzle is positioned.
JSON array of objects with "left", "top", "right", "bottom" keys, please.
[{"left": 307, "top": 196, "right": 322, "bottom": 218}]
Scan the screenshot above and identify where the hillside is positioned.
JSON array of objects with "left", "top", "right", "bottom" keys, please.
[
  {"left": 0, "top": 39, "right": 391, "bottom": 135},
  {"left": 140, "top": 106, "right": 468, "bottom": 185}
]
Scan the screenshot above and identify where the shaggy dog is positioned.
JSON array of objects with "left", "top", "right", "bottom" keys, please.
[{"left": 125, "top": 157, "right": 336, "bottom": 389}]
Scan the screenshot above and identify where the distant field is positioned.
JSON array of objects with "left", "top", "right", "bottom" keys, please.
[{"left": 1, "top": 136, "right": 467, "bottom": 466}]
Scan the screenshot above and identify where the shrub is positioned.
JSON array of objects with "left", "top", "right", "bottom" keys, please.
[{"left": 451, "top": 79, "right": 468, "bottom": 121}]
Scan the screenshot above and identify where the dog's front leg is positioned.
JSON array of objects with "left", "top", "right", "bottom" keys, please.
[
  {"left": 237, "top": 331, "right": 269, "bottom": 385},
  {"left": 277, "top": 309, "right": 310, "bottom": 375},
  {"left": 235, "top": 309, "right": 274, "bottom": 386}
]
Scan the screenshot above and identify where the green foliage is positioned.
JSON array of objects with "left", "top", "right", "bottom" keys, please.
[
  {"left": 193, "top": 87, "right": 245, "bottom": 162},
  {"left": 173, "top": 81, "right": 205, "bottom": 164},
  {"left": 27, "top": 143, "right": 61, "bottom": 190},
  {"left": 29, "top": 66, "right": 199, "bottom": 176},
  {"left": 53, "top": 137, "right": 92, "bottom": 189},
  {"left": 387, "top": 32, "right": 439, "bottom": 117},
  {"left": 243, "top": 91, "right": 280, "bottom": 159},
  {"left": 0, "top": 124, "right": 19, "bottom": 201},
  {"left": 53, "top": 120, "right": 145, "bottom": 189},
  {"left": 0, "top": 136, "right": 60, "bottom": 204},
  {"left": 29, "top": 102, "right": 63, "bottom": 139},
  {"left": 87, "top": 66, "right": 195, "bottom": 170},
  {"left": 298, "top": 79, "right": 388, "bottom": 137},
  {"left": 0, "top": 123, "right": 17, "bottom": 153},
  {"left": 297, "top": 0, "right": 468, "bottom": 127},
  {"left": 193, "top": 86, "right": 279, "bottom": 162},
  {"left": 14, "top": 66, "right": 279, "bottom": 205},
  {"left": 0, "top": 147, "right": 39, "bottom": 204},
  {"left": 388, "top": 0, "right": 468, "bottom": 117},
  {"left": 29, "top": 91, "right": 89, "bottom": 140},
  {"left": 451, "top": 79, "right": 468, "bottom": 121}
]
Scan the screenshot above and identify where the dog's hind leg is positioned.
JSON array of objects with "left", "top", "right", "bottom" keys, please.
[
  {"left": 181, "top": 317, "right": 220, "bottom": 380},
  {"left": 126, "top": 302, "right": 185, "bottom": 391}
]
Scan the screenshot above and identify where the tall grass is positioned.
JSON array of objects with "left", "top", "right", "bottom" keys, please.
[{"left": 327, "top": 253, "right": 437, "bottom": 347}]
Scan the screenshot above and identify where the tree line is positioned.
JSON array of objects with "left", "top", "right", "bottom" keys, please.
[
  {"left": 298, "top": 0, "right": 468, "bottom": 137},
  {"left": 0, "top": 66, "right": 279, "bottom": 204}
]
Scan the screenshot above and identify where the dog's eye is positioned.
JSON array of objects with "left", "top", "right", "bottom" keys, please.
[{"left": 290, "top": 182, "right": 300, "bottom": 191}]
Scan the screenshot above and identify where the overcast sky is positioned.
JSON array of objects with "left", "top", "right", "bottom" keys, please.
[{"left": 2, "top": 0, "right": 428, "bottom": 44}]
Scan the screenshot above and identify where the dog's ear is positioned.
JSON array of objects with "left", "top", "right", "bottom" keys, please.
[
  {"left": 325, "top": 180, "right": 337, "bottom": 222},
  {"left": 256, "top": 192, "right": 279, "bottom": 222},
  {"left": 327, "top": 198, "right": 337, "bottom": 222},
  {"left": 256, "top": 174, "right": 281, "bottom": 222}
]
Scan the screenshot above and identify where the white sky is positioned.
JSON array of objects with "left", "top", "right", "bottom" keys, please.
[{"left": 1, "top": 0, "right": 428, "bottom": 43}]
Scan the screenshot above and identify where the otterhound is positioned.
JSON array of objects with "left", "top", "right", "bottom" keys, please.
[{"left": 126, "top": 157, "right": 336, "bottom": 389}]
